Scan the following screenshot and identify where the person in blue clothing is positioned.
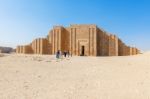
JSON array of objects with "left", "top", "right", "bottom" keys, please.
[{"left": 56, "top": 50, "right": 60, "bottom": 59}]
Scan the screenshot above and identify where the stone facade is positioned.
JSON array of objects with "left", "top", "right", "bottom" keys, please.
[
  {"left": 16, "top": 24, "right": 140, "bottom": 56},
  {"left": 16, "top": 38, "right": 51, "bottom": 54},
  {"left": 31, "top": 38, "right": 51, "bottom": 54}
]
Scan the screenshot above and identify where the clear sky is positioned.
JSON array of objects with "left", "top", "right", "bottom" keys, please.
[{"left": 0, "top": 0, "right": 150, "bottom": 51}]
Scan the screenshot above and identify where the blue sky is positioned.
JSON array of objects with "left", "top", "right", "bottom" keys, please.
[{"left": 0, "top": 0, "right": 150, "bottom": 51}]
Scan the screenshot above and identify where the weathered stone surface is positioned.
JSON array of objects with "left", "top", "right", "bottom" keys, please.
[
  {"left": 16, "top": 38, "right": 51, "bottom": 54},
  {"left": 16, "top": 24, "right": 140, "bottom": 56}
]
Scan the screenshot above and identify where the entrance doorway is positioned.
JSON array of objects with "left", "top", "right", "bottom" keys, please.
[{"left": 81, "top": 46, "right": 85, "bottom": 56}]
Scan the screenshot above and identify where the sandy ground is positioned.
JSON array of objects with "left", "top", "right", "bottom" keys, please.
[{"left": 0, "top": 52, "right": 150, "bottom": 99}]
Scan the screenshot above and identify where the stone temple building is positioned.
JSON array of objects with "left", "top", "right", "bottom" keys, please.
[{"left": 16, "top": 24, "right": 140, "bottom": 56}]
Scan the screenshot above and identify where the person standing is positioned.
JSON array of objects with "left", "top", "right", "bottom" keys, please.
[
  {"left": 56, "top": 50, "right": 60, "bottom": 59},
  {"left": 64, "top": 51, "right": 67, "bottom": 57},
  {"left": 67, "top": 50, "right": 70, "bottom": 57}
]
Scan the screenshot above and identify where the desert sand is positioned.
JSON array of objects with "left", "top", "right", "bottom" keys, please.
[{"left": 0, "top": 52, "right": 150, "bottom": 99}]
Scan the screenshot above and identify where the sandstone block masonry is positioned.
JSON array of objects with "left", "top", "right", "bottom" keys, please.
[
  {"left": 16, "top": 24, "right": 140, "bottom": 56},
  {"left": 17, "top": 38, "right": 51, "bottom": 54}
]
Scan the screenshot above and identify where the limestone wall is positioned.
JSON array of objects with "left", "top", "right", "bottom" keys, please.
[
  {"left": 22, "top": 45, "right": 33, "bottom": 54},
  {"left": 69, "top": 25, "right": 97, "bottom": 56},
  {"left": 16, "top": 24, "right": 140, "bottom": 56},
  {"left": 16, "top": 46, "right": 24, "bottom": 54},
  {"left": 97, "top": 29, "right": 109, "bottom": 56},
  {"left": 16, "top": 46, "right": 20, "bottom": 53},
  {"left": 131, "top": 47, "right": 139, "bottom": 55},
  {"left": 51, "top": 26, "right": 64, "bottom": 54},
  {"left": 16, "top": 38, "right": 51, "bottom": 54},
  {"left": 108, "top": 35, "right": 118, "bottom": 56},
  {"left": 31, "top": 38, "right": 51, "bottom": 54},
  {"left": 118, "top": 40, "right": 136, "bottom": 56},
  {"left": 118, "top": 39, "right": 125, "bottom": 56}
]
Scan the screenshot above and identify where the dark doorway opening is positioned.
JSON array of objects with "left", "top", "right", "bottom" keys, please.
[{"left": 81, "top": 46, "right": 85, "bottom": 56}]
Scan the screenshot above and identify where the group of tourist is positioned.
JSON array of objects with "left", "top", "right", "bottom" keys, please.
[{"left": 56, "top": 50, "right": 71, "bottom": 59}]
